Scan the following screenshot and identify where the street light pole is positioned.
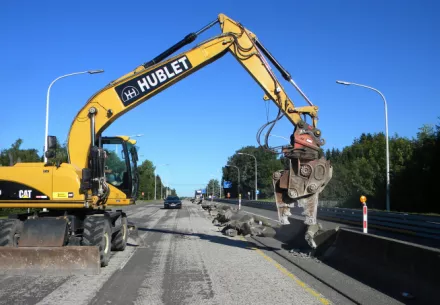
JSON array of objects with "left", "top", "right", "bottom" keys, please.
[
  {"left": 44, "top": 70, "right": 104, "bottom": 163},
  {"left": 209, "top": 173, "right": 219, "bottom": 200},
  {"left": 209, "top": 175, "right": 214, "bottom": 201},
  {"left": 154, "top": 163, "right": 169, "bottom": 200},
  {"left": 238, "top": 152, "right": 258, "bottom": 200},
  {"left": 336, "top": 80, "right": 390, "bottom": 211}
]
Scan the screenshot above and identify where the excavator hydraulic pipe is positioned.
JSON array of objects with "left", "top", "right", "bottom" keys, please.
[
  {"left": 195, "top": 19, "right": 219, "bottom": 35},
  {"left": 254, "top": 39, "right": 291, "bottom": 81},
  {"left": 143, "top": 19, "right": 219, "bottom": 69},
  {"left": 255, "top": 39, "right": 314, "bottom": 106}
]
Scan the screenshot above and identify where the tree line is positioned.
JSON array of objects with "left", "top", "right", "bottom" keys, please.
[
  {"left": 320, "top": 122, "right": 439, "bottom": 213},
  {"left": 137, "top": 159, "right": 177, "bottom": 200},
  {"left": 221, "top": 121, "right": 439, "bottom": 213}
]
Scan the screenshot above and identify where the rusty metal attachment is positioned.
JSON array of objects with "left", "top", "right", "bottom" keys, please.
[
  {"left": 0, "top": 209, "right": 127, "bottom": 275},
  {"left": 0, "top": 246, "right": 100, "bottom": 275},
  {"left": 272, "top": 124, "right": 332, "bottom": 248},
  {"left": 19, "top": 218, "right": 69, "bottom": 247}
]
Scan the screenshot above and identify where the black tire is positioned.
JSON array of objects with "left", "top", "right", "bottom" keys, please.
[
  {"left": 0, "top": 219, "right": 23, "bottom": 247},
  {"left": 112, "top": 215, "right": 127, "bottom": 251},
  {"left": 82, "top": 216, "right": 112, "bottom": 267}
]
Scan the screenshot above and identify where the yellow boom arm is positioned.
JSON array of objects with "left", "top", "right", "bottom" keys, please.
[{"left": 67, "top": 13, "right": 321, "bottom": 173}]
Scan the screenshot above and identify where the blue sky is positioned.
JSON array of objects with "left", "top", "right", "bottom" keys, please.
[{"left": 1, "top": 0, "right": 439, "bottom": 196}]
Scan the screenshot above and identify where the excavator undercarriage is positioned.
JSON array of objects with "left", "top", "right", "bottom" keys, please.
[{"left": 0, "top": 209, "right": 128, "bottom": 275}]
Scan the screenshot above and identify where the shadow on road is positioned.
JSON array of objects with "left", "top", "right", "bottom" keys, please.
[{"left": 137, "top": 227, "right": 278, "bottom": 251}]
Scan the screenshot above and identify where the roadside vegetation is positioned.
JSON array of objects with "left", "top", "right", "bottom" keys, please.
[{"left": 222, "top": 120, "right": 440, "bottom": 214}]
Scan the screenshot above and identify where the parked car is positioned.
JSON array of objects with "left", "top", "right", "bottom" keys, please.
[{"left": 164, "top": 196, "right": 182, "bottom": 209}]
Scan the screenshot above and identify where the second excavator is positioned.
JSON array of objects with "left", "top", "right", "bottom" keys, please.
[{"left": 0, "top": 13, "right": 331, "bottom": 273}]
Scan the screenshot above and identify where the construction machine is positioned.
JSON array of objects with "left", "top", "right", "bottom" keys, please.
[
  {"left": 0, "top": 13, "right": 331, "bottom": 273},
  {"left": 192, "top": 189, "right": 204, "bottom": 204},
  {"left": 0, "top": 135, "right": 139, "bottom": 273}
]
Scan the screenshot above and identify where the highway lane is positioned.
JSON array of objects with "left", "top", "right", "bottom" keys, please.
[
  {"left": 0, "top": 201, "right": 338, "bottom": 305},
  {"left": 210, "top": 201, "right": 415, "bottom": 305}
]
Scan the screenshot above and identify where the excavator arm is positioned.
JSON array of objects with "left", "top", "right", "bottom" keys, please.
[
  {"left": 68, "top": 13, "right": 332, "bottom": 248},
  {"left": 68, "top": 14, "right": 321, "bottom": 168}
]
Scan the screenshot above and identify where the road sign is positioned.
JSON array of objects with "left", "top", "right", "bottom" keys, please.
[
  {"left": 256, "top": 190, "right": 260, "bottom": 195},
  {"left": 223, "top": 181, "right": 232, "bottom": 188}
]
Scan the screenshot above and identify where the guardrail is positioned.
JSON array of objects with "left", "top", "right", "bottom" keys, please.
[{"left": 213, "top": 199, "right": 440, "bottom": 242}]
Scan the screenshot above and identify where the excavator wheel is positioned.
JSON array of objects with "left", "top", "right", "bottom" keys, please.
[
  {"left": 0, "top": 219, "right": 23, "bottom": 247},
  {"left": 112, "top": 215, "right": 128, "bottom": 251},
  {"left": 82, "top": 216, "right": 112, "bottom": 267}
]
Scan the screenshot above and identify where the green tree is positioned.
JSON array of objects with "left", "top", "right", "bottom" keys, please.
[
  {"left": 0, "top": 139, "right": 40, "bottom": 166},
  {"left": 222, "top": 146, "right": 283, "bottom": 199},
  {"left": 391, "top": 123, "right": 439, "bottom": 213},
  {"left": 105, "top": 151, "right": 126, "bottom": 173},
  {"left": 321, "top": 125, "right": 438, "bottom": 213},
  {"left": 206, "top": 179, "right": 220, "bottom": 198},
  {"left": 155, "top": 175, "right": 166, "bottom": 199},
  {"left": 163, "top": 186, "right": 177, "bottom": 197},
  {"left": 137, "top": 159, "right": 155, "bottom": 200},
  {"left": 46, "top": 138, "right": 68, "bottom": 166},
  {"left": 136, "top": 159, "right": 169, "bottom": 200}
]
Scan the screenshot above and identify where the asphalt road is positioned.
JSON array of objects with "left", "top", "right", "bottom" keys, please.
[{"left": 0, "top": 201, "right": 354, "bottom": 305}]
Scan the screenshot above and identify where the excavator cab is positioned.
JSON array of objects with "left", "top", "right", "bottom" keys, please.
[{"left": 100, "top": 136, "right": 139, "bottom": 205}]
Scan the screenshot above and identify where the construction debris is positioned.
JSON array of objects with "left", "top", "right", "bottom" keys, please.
[{"left": 197, "top": 202, "right": 276, "bottom": 238}]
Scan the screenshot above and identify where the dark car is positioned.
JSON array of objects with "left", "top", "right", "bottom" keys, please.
[{"left": 164, "top": 196, "right": 182, "bottom": 209}]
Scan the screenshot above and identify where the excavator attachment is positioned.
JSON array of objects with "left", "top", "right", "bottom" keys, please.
[
  {"left": 273, "top": 127, "right": 333, "bottom": 249},
  {"left": 0, "top": 210, "right": 127, "bottom": 275},
  {"left": 0, "top": 218, "right": 101, "bottom": 275},
  {"left": 0, "top": 246, "right": 100, "bottom": 275}
]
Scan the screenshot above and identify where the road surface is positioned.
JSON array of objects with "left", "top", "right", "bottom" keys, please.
[{"left": 0, "top": 201, "right": 402, "bottom": 305}]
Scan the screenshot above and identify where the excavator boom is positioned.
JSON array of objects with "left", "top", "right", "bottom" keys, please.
[{"left": 68, "top": 14, "right": 321, "bottom": 173}]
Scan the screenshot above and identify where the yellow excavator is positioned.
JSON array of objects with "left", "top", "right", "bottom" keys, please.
[{"left": 0, "top": 13, "right": 331, "bottom": 273}]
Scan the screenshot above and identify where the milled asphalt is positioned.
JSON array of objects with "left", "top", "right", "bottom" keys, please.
[{"left": 0, "top": 201, "right": 341, "bottom": 305}]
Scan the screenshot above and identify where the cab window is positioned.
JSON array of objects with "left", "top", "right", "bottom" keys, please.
[{"left": 103, "top": 142, "right": 128, "bottom": 188}]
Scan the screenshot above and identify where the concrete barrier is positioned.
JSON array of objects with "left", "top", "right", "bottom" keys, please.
[
  {"left": 323, "top": 228, "right": 440, "bottom": 283},
  {"left": 270, "top": 216, "right": 440, "bottom": 303},
  {"left": 320, "top": 228, "right": 440, "bottom": 303}
]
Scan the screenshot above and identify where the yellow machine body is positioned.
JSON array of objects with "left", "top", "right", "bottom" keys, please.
[{"left": 0, "top": 135, "right": 135, "bottom": 208}]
